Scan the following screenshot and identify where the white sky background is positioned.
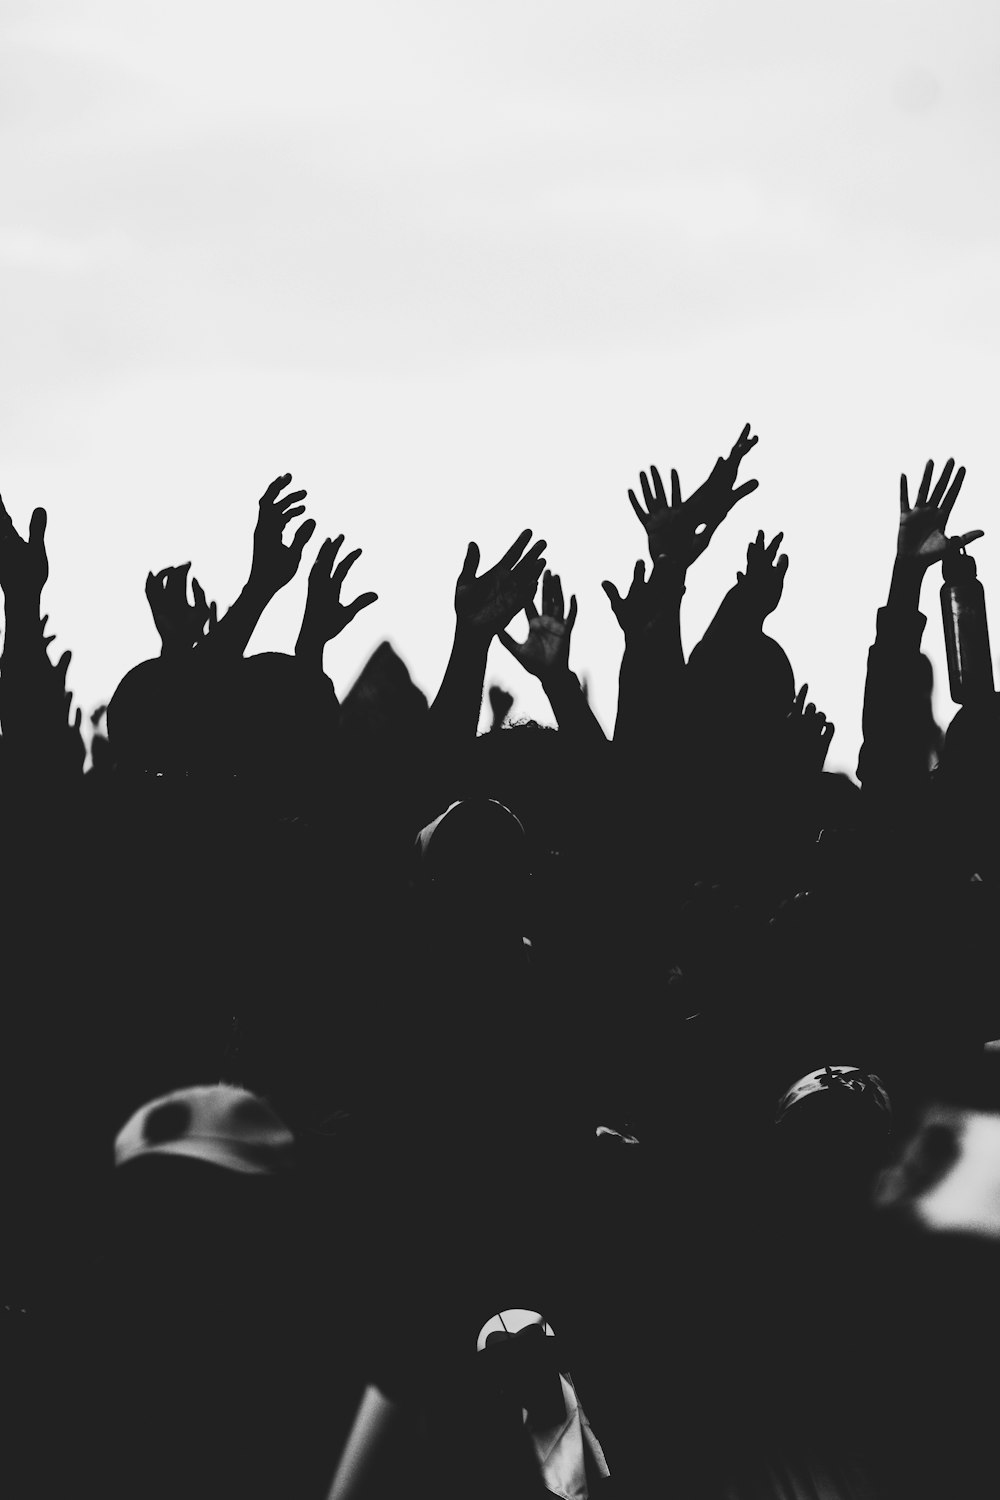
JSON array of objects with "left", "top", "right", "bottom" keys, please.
[{"left": 2, "top": 0, "right": 1000, "bottom": 775}]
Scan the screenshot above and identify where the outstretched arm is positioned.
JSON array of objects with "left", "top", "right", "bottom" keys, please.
[
  {"left": 428, "top": 529, "right": 546, "bottom": 745},
  {"left": 778, "top": 682, "right": 835, "bottom": 777},
  {"left": 858, "top": 457, "right": 981, "bottom": 793},
  {"left": 0, "top": 496, "right": 49, "bottom": 672},
  {"left": 499, "top": 569, "right": 606, "bottom": 746},
  {"left": 203, "top": 474, "right": 316, "bottom": 659},
  {"left": 628, "top": 425, "right": 759, "bottom": 567},
  {"left": 603, "top": 554, "right": 687, "bottom": 750},
  {"left": 295, "top": 534, "right": 378, "bottom": 684},
  {"left": 606, "top": 431, "right": 760, "bottom": 753},
  {"left": 697, "top": 529, "right": 789, "bottom": 657},
  {"left": 889, "top": 459, "right": 981, "bottom": 609},
  {"left": 0, "top": 496, "right": 84, "bottom": 782},
  {"left": 145, "top": 563, "right": 217, "bottom": 657}
]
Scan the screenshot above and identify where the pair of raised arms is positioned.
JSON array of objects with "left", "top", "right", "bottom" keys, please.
[
  {"left": 144, "top": 475, "right": 378, "bottom": 659},
  {"left": 494, "top": 423, "right": 767, "bottom": 681}
]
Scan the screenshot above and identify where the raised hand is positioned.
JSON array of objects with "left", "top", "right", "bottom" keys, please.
[
  {"left": 455, "top": 530, "right": 547, "bottom": 637},
  {"left": 602, "top": 560, "right": 662, "bottom": 642},
  {"left": 736, "top": 530, "right": 788, "bottom": 619},
  {"left": 0, "top": 494, "right": 48, "bottom": 602},
  {"left": 897, "top": 458, "right": 982, "bottom": 569},
  {"left": 30, "top": 621, "right": 85, "bottom": 775},
  {"left": 250, "top": 474, "right": 316, "bottom": 596},
  {"left": 300, "top": 535, "right": 378, "bottom": 645},
  {"left": 688, "top": 422, "right": 759, "bottom": 517},
  {"left": 499, "top": 569, "right": 577, "bottom": 680},
  {"left": 627, "top": 424, "right": 759, "bottom": 567},
  {"left": 201, "top": 474, "right": 315, "bottom": 660},
  {"left": 53, "top": 647, "right": 84, "bottom": 771},
  {"left": 781, "top": 683, "right": 834, "bottom": 774},
  {"left": 144, "top": 563, "right": 217, "bottom": 655}
]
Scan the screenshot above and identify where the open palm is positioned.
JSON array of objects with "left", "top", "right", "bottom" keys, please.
[
  {"left": 628, "top": 424, "right": 759, "bottom": 567},
  {"left": 499, "top": 569, "right": 577, "bottom": 679},
  {"left": 898, "top": 458, "right": 981, "bottom": 567},
  {"left": 0, "top": 494, "right": 48, "bottom": 600},
  {"left": 455, "top": 529, "right": 547, "bottom": 636}
]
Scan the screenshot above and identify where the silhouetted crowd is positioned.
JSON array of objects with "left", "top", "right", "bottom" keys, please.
[{"left": 3, "top": 433, "right": 1000, "bottom": 1499}]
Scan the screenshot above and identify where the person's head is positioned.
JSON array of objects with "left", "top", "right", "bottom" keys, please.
[
  {"left": 414, "top": 796, "right": 529, "bottom": 936},
  {"left": 115, "top": 1082, "right": 295, "bottom": 1175},
  {"left": 688, "top": 631, "right": 796, "bottom": 777},
  {"left": 232, "top": 653, "right": 339, "bottom": 780},
  {"left": 417, "top": 797, "right": 527, "bottom": 880},
  {"left": 772, "top": 1064, "right": 893, "bottom": 1213},
  {"left": 111, "top": 1083, "right": 297, "bottom": 1268},
  {"left": 796, "top": 773, "right": 863, "bottom": 884},
  {"left": 476, "top": 1310, "right": 565, "bottom": 1429},
  {"left": 106, "top": 658, "right": 204, "bottom": 774},
  {"left": 104, "top": 1086, "right": 344, "bottom": 1500},
  {"left": 108, "top": 652, "right": 337, "bottom": 794},
  {"left": 942, "top": 692, "right": 1000, "bottom": 785},
  {"left": 812, "top": 771, "right": 862, "bottom": 828},
  {"left": 467, "top": 718, "right": 597, "bottom": 865}
]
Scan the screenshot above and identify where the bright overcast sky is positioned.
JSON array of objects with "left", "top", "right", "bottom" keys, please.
[{"left": 3, "top": 0, "right": 999, "bottom": 775}]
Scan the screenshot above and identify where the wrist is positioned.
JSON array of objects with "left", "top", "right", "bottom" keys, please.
[
  {"left": 539, "top": 664, "right": 576, "bottom": 696},
  {"left": 733, "top": 590, "right": 769, "bottom": 628},
  {"left": 651, "top": 556, "right": 688, "bottom": 591},
  {"left": 244, "top": 573, "right": 279, "bottom": 607},
  {"left": 2, "top": 592, "right": 43, "bottom": 628},
  {"left": 888, "top": 556, "right": 926, "bottom": 610},
  {"left": 295, "top": 621, "right": 325, "bottom": 661},
  {"left": 453, "top": 616, "right": 492, "bottom": 654},
  {"left": 892, "top": 553, "right": 928, "bottom": 575}
]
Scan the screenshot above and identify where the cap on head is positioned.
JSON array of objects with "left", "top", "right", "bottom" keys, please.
[
  {"left": 415, "top": 798, "right": 527, "bottom": 881},
  {"left": 775, "top": 1064, "right": 892, "bottom": 1129},
  {"left": 476, "top": 1308, "right": 554, "bottom": 1352},
  {"left": 114, "top": 1084, "right": 295, "bottom": 1176}
]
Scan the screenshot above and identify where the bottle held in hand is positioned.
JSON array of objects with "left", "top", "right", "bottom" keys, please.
[{"left": 941, "top": 547, "right": 995, "bottom": 704}]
